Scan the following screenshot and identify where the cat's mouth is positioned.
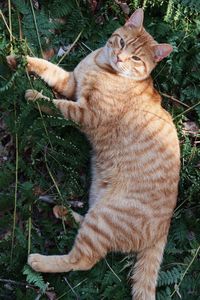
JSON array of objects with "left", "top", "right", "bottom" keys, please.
[{"left": 113, "top": 57, "right": 122, "bottom": 65}]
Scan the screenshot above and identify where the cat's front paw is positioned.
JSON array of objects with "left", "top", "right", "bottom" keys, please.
[
  {"left": 25, "top": 89, "right": 44, "bottom": 102},
  {"left": 28, "top": 253, "right": 47, "bottom": 272},
  {"left": 6, "top": 55, "right": 17, "bottom": 69}
]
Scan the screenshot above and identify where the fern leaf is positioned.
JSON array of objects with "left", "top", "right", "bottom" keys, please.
[
  {"left": 23, "top": 264, "right": 48, "bottom": 293},
  {"left": 158, "top": 265, "right": 183, "bottom": 287}
]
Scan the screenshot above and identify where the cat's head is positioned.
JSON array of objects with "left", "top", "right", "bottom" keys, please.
[{"left": 104, "top": 8, "right": 173, "bottom": 80}]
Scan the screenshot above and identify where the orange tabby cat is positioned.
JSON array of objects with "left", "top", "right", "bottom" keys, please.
[{"left": 7, "top": 8, "right": 180, "bottom": 300}]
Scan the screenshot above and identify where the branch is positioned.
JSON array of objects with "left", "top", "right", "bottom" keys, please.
[
  {"left": 161, "top": 92, "right": 189, "bottom": 108},
  {"left": 0, "top": 278, "right": 34, "bottom": 288}
]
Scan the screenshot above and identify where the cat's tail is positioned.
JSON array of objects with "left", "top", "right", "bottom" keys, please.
[{"left": 131, "top": 237, "right": 166, "bottom": 300}]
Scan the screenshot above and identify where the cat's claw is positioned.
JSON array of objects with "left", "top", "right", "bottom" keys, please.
[{"left": 25, "top": 89, "right": 45, "bottom": 102}]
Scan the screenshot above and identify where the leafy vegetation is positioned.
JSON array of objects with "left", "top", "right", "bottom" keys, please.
[{"left": 0, "top": 0, "right": 200, "bottom": 299}]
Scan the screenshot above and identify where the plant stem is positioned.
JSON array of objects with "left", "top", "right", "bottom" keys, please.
[
  {"left": 0, "top": 9, "right": 14, "bottom": 40},
  {"left": 0, "top": 278, "right": 33, "bottom": 287},
  {"left": 25, "top": 71, "right": 53, "bottom": 149},
  {"left": 63, "top": 277, "right": 80, "bottom": 300},
  {"left": 104, "top": 258, "right": 122, "bottom": 282},
  {"left": 8, "top": 0, "right": 13, "bottom": 52},
  {"left": 10, "top": 105, "right": 18, "bottom": 262},
  {"left": 161, "top": 92, "right": 189, "bottom": 108},
  {"left": 56, "top": 278, "right": 87, "bottom": 300},
  {"left": 171, "top": 245, "right": 200, "bottom": 297},
  {"left": 57, "top": 30, "right": 83, "bottom": 65},
  {"left": 29, "top": 0, "right": 43, "bottom": 56},
  {"left": 44, "top": 150, "right": 67, "bottom": 233},
  {"left": 28, "top": 204, "right": 32, "bottom": 255},
  {"left": 174, "top": 100, "right": 200, "bottom": 119}
]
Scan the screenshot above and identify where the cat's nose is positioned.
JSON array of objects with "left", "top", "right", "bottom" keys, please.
[{"left": 116, "top": 55, "right": 123, "bottom": 62}]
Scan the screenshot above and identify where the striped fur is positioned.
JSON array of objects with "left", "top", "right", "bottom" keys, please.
[{"left": 22, "top": 9, "right": 180, "bottom": 300}]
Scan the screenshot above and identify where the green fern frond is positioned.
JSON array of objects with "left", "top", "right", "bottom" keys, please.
[
  {"left": 23, "top": 265, "right": 48, "bottom": 293},
  {"left": 158, "top": 266, "right": 183, "bottom": 287}
]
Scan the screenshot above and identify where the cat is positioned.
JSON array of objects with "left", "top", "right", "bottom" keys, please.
[{"left": 7, "top": 8, "right": 180, "bottom": 300}]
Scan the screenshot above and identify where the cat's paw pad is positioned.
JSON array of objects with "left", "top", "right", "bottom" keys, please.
[
  {"left": 28, "top": 253, "right": 45, "bottom": 272},
  {"left": 53, "top": 205, "right": 68, "bottom": 219},
  {"left": 6, "top": 55, "right": 17, "bottom": 69},
  {"left": 25, "top": 89, "right": 44, "bottom": 102}
]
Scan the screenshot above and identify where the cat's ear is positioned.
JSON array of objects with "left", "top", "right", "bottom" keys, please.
[
  {"left": 125, "top": 8, "right": 144, "bottom": 30},
  {"left": 153, "top": 44, "right": 173, "bottom": 62}
]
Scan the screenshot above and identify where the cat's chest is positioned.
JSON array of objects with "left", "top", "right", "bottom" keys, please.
[
  {"left": 74, "top": 50, "right": 132, "bottom": 101},
  {"left": 76, "top": 69, "right": 122, "bottom": 100}
]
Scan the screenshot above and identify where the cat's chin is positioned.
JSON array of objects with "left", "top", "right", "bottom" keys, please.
[
  {"left": 109, "top": 60, "right": 137, "bottom": 79},
  {"left": 108, "top": 59, "right": 124, "bottom": 74}
]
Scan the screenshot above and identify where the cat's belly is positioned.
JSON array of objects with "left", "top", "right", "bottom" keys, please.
[{"left": 91, "top": 127, "right": 179, "bottom": 209}]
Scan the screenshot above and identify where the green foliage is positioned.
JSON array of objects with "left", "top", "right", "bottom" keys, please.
[
  {"left": 0, "top": 0, "right": 200, "bottom": 299},
  {"left": 158, "top": 266, "right": 183, "bottom": 287},
  {"left": 23, "top": 265, "right": 47, "bottom": 293}
]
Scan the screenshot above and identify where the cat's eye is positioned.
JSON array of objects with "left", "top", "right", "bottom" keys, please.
[
  {"left": 132, "top": 55, "right": 141, "bottom": 61},
  {"left": 120, "top": 38, "right": 125, "bottom": 48}
]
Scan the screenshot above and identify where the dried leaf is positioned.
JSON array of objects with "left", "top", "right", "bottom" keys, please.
[
  {"left": 45, "top": 291, "right": 57, "bottom": 300},
  {"left": 42, "top": 49, "right": 55, "bottom": 60},
  {"left": 182, "top": 121, "right": 199, "bottom": 136},
  {"left": 34, "top": 186, "right": 46, "bottom": 196},
  {"left": 196, "top": 162, "right": 200, "bottom": 169},
  {"left": 32, "top": 0, "right": 40, "bottom": 10},
  {"left": 89, "top": 0, "right": 98, "bottom": 13},
  {"left": 57, "top": 45, "right": 71, "bottom": 57},
  {"left": 115, "top": 0, "right": 130, "bottom": 15}
]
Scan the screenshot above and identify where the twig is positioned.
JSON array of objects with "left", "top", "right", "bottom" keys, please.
[
  {"left": 170, "top": 244, "right": 200, "bottom": 297},
  {"left": 8, "top": 0, "right": 13, "bottom": 53},
  {"left": 44, "top": 149, "right": 72, "bottom": 233},
  {"left": 81, "top": 42, "right": 93, "bottom": 52},
  {"left": 57, "top": 30, "right": 83, "bottom": 65},
  {"left": 28, "top": 204, "right": 32, "bottom": 255},
  {"left": 38, "top": 195, "right": 55, "bottom": 204},
  {"left": 63, "top": 277, "right": 81, "bottom": 300},
  {"left": 161, "top": 92, "right": 189, "bottom": 108},
  {"left": 38, "top": 195, "right": 84, "bottom": 208},
  {"left": 25, "top": 71, "right": 53, "bottom": 149},
  {"left": 0, "top": 9, "right": 34, "bottom": 56},
  {"left": 17, "top": 12, "right": 23, "bottom": 40},
  {"left": 104, "top": 258, "right": 122, "bottom": 282},
  {"left": 0, "top": 9, "right": 15, "bottom": 40},
  {"left": 56, "top": 278, "right": 87, "bottom": 300},
  {"left": 173, "top": 197, "right": 188, "bottom": 214},
  {"left": 29, "top": 0, "right": 43, "bottom": 57},
  {"left": 10, "top": 102, "right": 18, "bottom": 263},
  {"left": 0, "top": 278, "right": 33, "bottom": 287},
  {"left": 174, "top": 99, "right": 200, "bottom": 119}
]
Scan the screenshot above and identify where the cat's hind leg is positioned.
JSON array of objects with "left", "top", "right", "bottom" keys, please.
[
  {"left": 28, "top": 248, "right": 97, "bottom": 273},
  {"left": 28, "top": 206, "right": 110, "bottom": 273}
]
